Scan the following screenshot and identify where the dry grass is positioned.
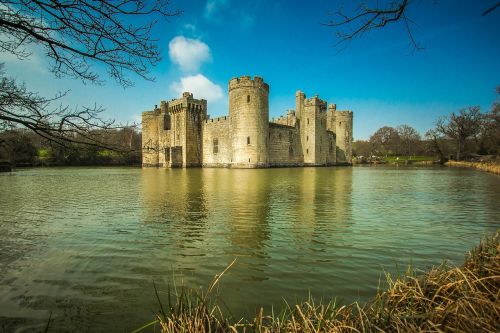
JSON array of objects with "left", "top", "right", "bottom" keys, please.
[
  {"left": 447, "top": 160, "right": 500, "bottom": 175},
  {"left": 141, "top": 232, "right": 500, "bottom": 333}
]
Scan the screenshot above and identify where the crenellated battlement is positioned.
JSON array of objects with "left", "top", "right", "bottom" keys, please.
[
  {"left": 204, "top": 116, "right": 228, "bottom": 123},
  {"left": 304, "top": 95, "right": 327, "bottom": 111},
  {"left": 335, "top": 110, "right": 353, "bottom": 117},
  {"left": 167, "top": 93, "right": 207, "bottom": 113},
  {"left": 228, "top": 75, "right": 269, "bottom": 92}
]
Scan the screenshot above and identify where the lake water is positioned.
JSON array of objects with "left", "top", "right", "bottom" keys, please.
[{"left": 0, "top": 166, "right": 499, "bottom": 332}]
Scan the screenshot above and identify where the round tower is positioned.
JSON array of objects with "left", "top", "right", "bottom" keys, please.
[
  {"left": 335, "top": 111, "right": 353, "bottom": 164},
  {"left": 229, "top": 76, "right": 269, "bottom": 168}
]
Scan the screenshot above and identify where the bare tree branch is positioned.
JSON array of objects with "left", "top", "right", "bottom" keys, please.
[
  {"left": 325, "top": 1, "right": 499, "bottom": 51},
  {"left": 324, "top": 0, "right": 423, "bottom": 50},
  {"left": 0, "top": 63, "right": 135, "bottom": 151},
  {"left": 482, "top": 2, "right": 500, "bottom": 16},
  {"left": 0, "top": 0, "right": 181, "bottom": 87}
]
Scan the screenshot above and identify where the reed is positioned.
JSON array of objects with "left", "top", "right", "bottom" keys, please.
[
  {"left": 447, "top": 160, "right": 500, "bottom": 175},
  {"left": 141, "top": 232, "right": 499, "bottom": 333}
]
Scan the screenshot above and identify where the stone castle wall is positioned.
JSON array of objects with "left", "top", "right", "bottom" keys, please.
[
  {"left": 142, "top": 110, "right": 160, "bottom": 166},
  {"left": 335, "top": 111, "right": 353, "bottom": 164},
  {"left": 141, "top": 75, "right": 353, "bottom": 168},
  {"left": 229, "top": 76, "right": 269, "bottom": 168},
  {"left": 202, "top": 116, "right": 231, "bottom": 167},
  {"left": 268, "top": 123, "right": 302, "bottom": 166}
]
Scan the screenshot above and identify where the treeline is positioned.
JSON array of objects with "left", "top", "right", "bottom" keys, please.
[
  {"left": 354, "top": 89, "right": 500, "bottom": 163},
  {"left": 0, "top": 127, "right": 141, "bottom": 167}
]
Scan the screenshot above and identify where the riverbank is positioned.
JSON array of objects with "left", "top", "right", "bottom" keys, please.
[
  {"left": 142, "top": 232, "right": 499, "bottom": 333},
  {"left": 447, "top": 160, "right": 500, "bottom": 175},
  {"left": 353, "top": 155, "right": 437, "bottom": 165}
]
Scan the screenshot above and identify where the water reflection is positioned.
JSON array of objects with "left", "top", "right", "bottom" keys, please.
[{"left": 0, "top": 166, "right": 499, "bottom": 332}]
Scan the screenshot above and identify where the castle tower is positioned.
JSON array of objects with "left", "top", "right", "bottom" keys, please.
[
  {"left": 165, "top": 92, "right": 207, "bottom": 167},
  {"left": 141, "top": 107, "right": 160, "bottom": 166},
  {"left": 295, "top": 90, "right": 305, "bottom": 120},
  {"left": 228, "top": 76, "right": 269, "bottom": 168},
  {"left": 335, "top": 110, "right": 353, "bottom": 164},
  {"left": 327, "top": 103, "right": 337, "bottom": 133},
  {"left": 301, "top": 95, "right": 327, "bottom": 165}
]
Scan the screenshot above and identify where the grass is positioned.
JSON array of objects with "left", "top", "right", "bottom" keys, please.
[
  {"left": 383, "top": 156, "right": 434, "bottom": 164},
  {"left": 139, "top": 232, "right": 500, "bottom": 332},
  {"left": 447, "top": 160, "right": 500, "bottom": 175}
]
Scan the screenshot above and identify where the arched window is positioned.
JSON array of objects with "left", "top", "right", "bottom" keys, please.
[
  {"left": 247, "top": 95, "right": 250, "bottom": 103},
  {"left": 247, "top": 136, "right": 251, "bottom": 145}
]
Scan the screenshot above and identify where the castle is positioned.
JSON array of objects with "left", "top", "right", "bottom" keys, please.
[{"left": 142, "top": 76, "right": 353, "bottom": 168}]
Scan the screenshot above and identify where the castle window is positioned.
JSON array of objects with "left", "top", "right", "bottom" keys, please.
[
  {"left": 339, "top": 122, "right": 342, "bottom": 126},
  {"left": 213, "top": 138, "right": 219, "bottom": 154},
  {"left": 329, "top": 142, "right": 333, "bottom": 153},
  {"left": 306, "top": 136, "right": 308, "bottom": 141},
  {"left": 307, "top": 118, "right": 309, "bottom": 125},
  {"left": 247, "top": 136, "right": 250, "bottom": 145},
  {"left": 164, "top": 114, "right": 171, "bottom": 130},
  {"left": 278, "top": 133, "right": 282, "bottom": 140},
  {"left": 306, "top": 148, "right": 309, "bottom": 155},
  {"left": 289, "top": 146, "right": 293, "bottom": 157},
  {"left": 247, "top": 95, "right": 250, "bottom": 103}
]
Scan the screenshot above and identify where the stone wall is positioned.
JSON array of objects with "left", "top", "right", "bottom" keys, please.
[
  {"left": 202, "top": 116, "right": 231, "bottom": 167},
  {"left": 141, "top": 76, "right": 354, "bottom": 168},
  {"left": 326, "top": 131, "right": 336, "bottom": 165},
  {"left": 335, "top": 111, "right": 353, "bottom": 164},
  {"left": 229, "top": 76, "right": 269, "bottom": 168},
  {"left": 268, "top": 123, "right": 302, "bottom": 166},
  {"left": 142, "top": 110, "right": 160, "bottom": 166},
  {"left": 272, "top": 110, "right": 297, "bottom": 127}
]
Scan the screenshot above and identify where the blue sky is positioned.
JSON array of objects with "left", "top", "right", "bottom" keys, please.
[{"left": 1, "top": 0, "right": 499, "bottom": 140}]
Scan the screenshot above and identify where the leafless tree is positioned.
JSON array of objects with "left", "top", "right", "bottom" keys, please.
[
  {"left": 397, "top": 124, "right": 420, "bottom": 156},
  {"left": 479, "top": 86, "right": 500, "bottom": 154},
  {"left": 0, "top": 0, "right": 180, "bottom": 151},
  {"left": 435, "top": 106, "right": 484, "bottom": 161},
  {"left": 325, "top": 0, "right": 499, "bottom": 51},
  {"left": 424, "top": 128, "right": 445, "bottom": 163},
  {"left": 0, "top": 0, "right": 180, "bottom": 86},
  {"left": 1, "top": 63, "right": 124, "bottom": 150}
]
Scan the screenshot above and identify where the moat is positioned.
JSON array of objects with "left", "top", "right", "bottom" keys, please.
[{"left": 0, "top": 166, "right": 499, "bottom": 332}]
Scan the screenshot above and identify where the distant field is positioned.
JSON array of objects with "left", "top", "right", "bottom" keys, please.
[{"left": 384, "top": 156, "right": 434, "bottom": 163}]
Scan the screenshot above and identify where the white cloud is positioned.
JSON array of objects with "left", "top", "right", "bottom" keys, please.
[
  {"left": 168, "top": 36, "right": 211, "bottom": 72},
  {"left": 183, "top": 23, "right": 197, "bottom": 34},
  {"left": 204, "top": 0, "right": 229, "bottom": 19},
  {"left": 170, "top": 74, "right": 224, "bottom": 103}
]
